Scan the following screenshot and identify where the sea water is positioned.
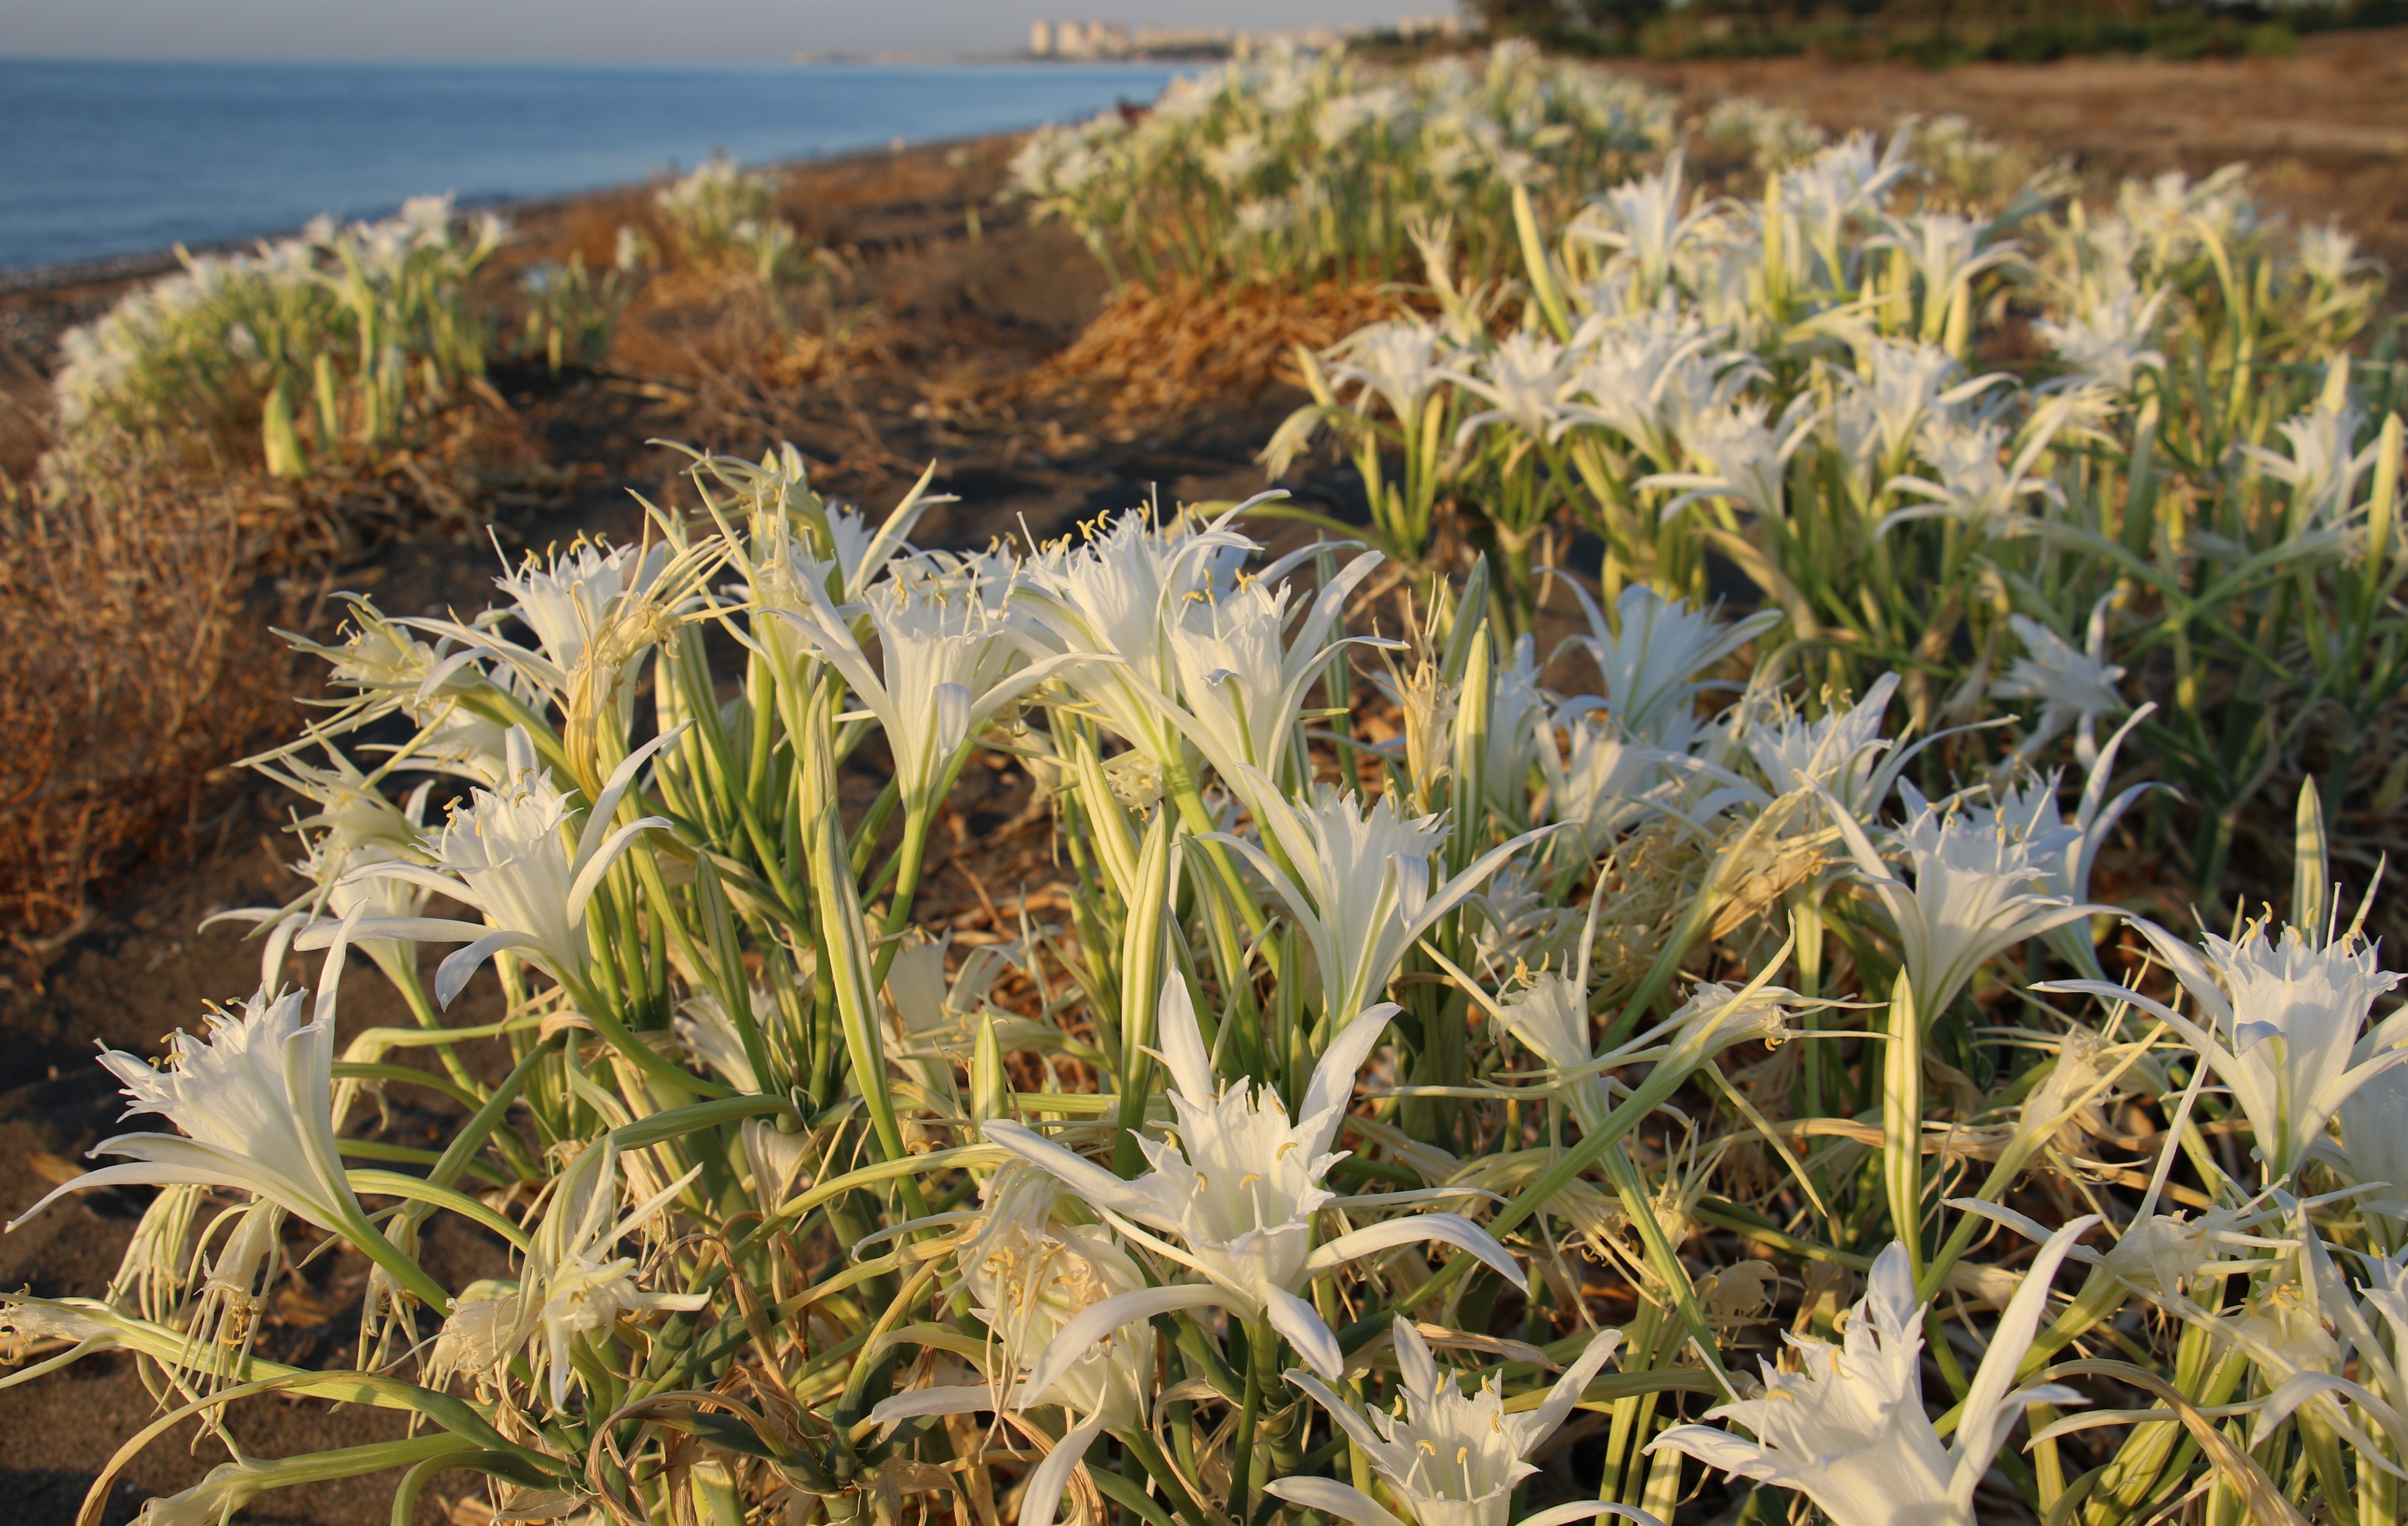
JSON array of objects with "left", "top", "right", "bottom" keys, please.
[{"left": 0, "top": 57, "right": 1182, "bottom": 272}]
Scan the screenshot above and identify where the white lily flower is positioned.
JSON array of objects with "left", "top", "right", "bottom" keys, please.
[
  {"left": 1534, "top": 707, "right": 1662, "bottom": 862},
  {"left": 1840, "top": 338, "right": 2012, "bottom": 481},
  {"left": 1870, "top": 213, "right": 2020, "bottom": 344},
  {"left": 1651, "top": 1220, "right": 2099, "bottom": 1526},
  {"left": 1447, "top": 331, "right": 1577, "bottom": 446},
  {"left": 1991, "top": 601, "right": 2126, "bottom": 767},
  {"left": 774, "top": 565, "right": 1084, "bottom": 811},
  {"left": 1968, "top": 707, "right": 2160, "bottom": 979},
  {"left": 1739, "top": 671, "right": 1921, "bottom": 826},
  {"left": 868, "top": 1168, "right": 1156, "bottom": 1526},
  {"left": 2035, "top": 286, "right": 2167, "bottom": 395},
  {"left": 1641, "top": 395, "right": 1821, "bottom": 521},
  {"left": 1330, "top": 316, "right": 1451, "bottom": 424},
  {"left": 1167, "top": 552, "right": 1391, "bottom": 777},
  {"left": 1881, "top": 398, "right": 2074, "bottom": 540},
  {"left": 514, "top": 1138, "right": 709, "bottom": 1408},
  {"left": 986, "top": 975, "right": 1527, "bottom": 1380},
  {"left": 2238, "top": 367, "right": 2379, "bottom": 539},
  {"left": 1571, "top": 150, "right": 1716, "bottom": 303},
  {"left": 10, "top": 983, "right": 363, "bottom": 1239},
  {"left": 1820, "top": 783, "right": 2101, "bottom": 1021},
  {"left": 1271, "top": 1319, "right": 1629, "bottom": 1526},
  {"left": 1211, "top": 778, "right": 1557, "bottom": 1023},
  {"left": 2043, "top": 912, "right": 2408, "bottom": 1184},
  {"left": 300, "top": 726, "right": 678, "bottom": 1006},
  {"left": 1557, "top": 309, "right": 1728, "bottom": 473},
  {"left": 1557, "top": 585, "right": 1782, "bottom": 750},
  {"left": 1018, "top": 504, "right": 1263, "bottom": 767},
  {"left": 2339, "top": 1060, "right": 2408, "bottom": 1216}
]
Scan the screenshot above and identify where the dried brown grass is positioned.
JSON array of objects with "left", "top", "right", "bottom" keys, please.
[
  {"left": 1014, "top": 276, "right": 1402, "bottom": 439},
  {"left": 0, "top": 471, "right": 294, "bottom": 956}
]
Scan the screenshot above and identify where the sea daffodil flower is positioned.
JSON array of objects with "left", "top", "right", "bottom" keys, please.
[
  {"left": 299, "top": 725, "right": 680, "bottom": 1006},
  {"left": 1271, "top": 1318, "right": 1628, "bottom": 1526},
  {"left": 1650, "top": 1217, "right": 2099, "bottom": 1526},
  {"left": 10, "top": 981, "right": 363, "bottom": 1240},
  {"left": 2043, "top": 911, "right": 2407, "bottom": 1185},
  {"left": 986, "top": 974, "right": 1526, "bottom": 1380}
]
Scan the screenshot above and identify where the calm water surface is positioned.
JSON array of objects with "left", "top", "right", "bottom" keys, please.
[{"left": 0, "top": 58, "right": 1180, "bottom": 271}]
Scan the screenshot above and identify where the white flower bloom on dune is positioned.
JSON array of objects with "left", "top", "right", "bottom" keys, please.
[
  {"left": 1271, "top": 1319, "right": 1633, "bottom": 1526},
  {"left": 1571, "top": 151, "right": 1716, "bottom": 302},
  {"left": 2035, "top": 286, "right": 2168, "bottom": 395},
  {"left": 1534, "top": 706, "right": 1673, "bottom": 862},
  {"left": 1556, "top": 585, "right": 1781, "bottom": 748},
  {"left": 1652, "top": 1221, "right": 2099, "bottom": 1526},
  {"left": 1739, "top": 671, "right": 1914, "bottom": 822},
  {"left": 1329, "top": 317, "right": 1453, "bottom": 426},
  {"left": 1558, "top": 309, "right": 1730, "bottom": 473},
  {"left": 1839, "top": 338, "right": 2012, "bottom": 480},
  {"left": 1968, "top": 707, "right": 2161, "bottom": 979},
  {"left": 773, "top": 567, "right": 1086, "bottom": 812},
  {"left": 869, "top": 1169, "right": 1156, "bottom": 1526},
  {"left": 2239, "top": 378, "right": 2381, "bottom": 541},
  {"left": 986, "top": 975, "right": 1526, "bottom": 1381},
  {"left": 1168, "top": 552, "right": 1393, "bottom": 776},
  {"left": 300, "top": 726, "right": 678, "bottom": 1007},
  {"left": 1447, "top": 332, "right": 1578, "bottom": 446},
  {"left": 10, "top": 984, "right": 363, "bottom": 1239},
  {"left": 1018, "top": 504, "right": 1264, "bottom": 767},
  {"left": 1642, "top": 394, "right": 1821, "bottom": 521},
  {"left": 1870, "top": 213, "right": 2019, "bottom": 339},
  {"left": 432, "top": 1139, "right": 707, "bottom": 1407},
  {"left": 403, "top": 540, "right": 677, "bottom": 717},
  {"left": 2044, "top": 912, "right": 2408, "bottom": 1184},
  {"left": 1881, "top": 399, "right": 2074, "bottom": 541},
  {"left": 1821, "top": 784, "right": 2101, "bottom": 1021},
  {"left": 1209, "top": 777, "right": 1556, "bottom": 1023},
  {"left": 1991, "top": 602, "right": 2127, "bottom": 768}
]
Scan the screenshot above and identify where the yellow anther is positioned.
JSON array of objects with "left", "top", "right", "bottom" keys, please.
[
  {"left": 1276, "top": 1141, "right": 1299, "bottom": 1160},
  {"left": 1238, "top": 1173, "right": 1263, "bottom": 1190},
  {"left": 1416, "top": 1440, "right": 1439, "bottom": 1457}
]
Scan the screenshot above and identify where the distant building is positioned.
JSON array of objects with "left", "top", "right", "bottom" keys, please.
[{"left": 1027, "top": 18, "right": 1302, "bottom": 59}]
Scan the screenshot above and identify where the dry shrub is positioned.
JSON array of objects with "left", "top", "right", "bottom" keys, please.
[
  {"left": 1015, "top": 276, "right": 1402, "bottom": 438},
  {"left": 221, "top": 396, "right": 588, "bottom": 567},
  {"left": 0, "top": 474, "right": 292, "bottom": 954}
]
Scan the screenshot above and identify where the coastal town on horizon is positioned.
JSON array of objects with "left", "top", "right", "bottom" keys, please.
[
  {"left": 1026, "top": 14, "right": 1463, "bottom": 58},
  {"left": 790, "top": 13, "right": 1463, "bottom": 65}
]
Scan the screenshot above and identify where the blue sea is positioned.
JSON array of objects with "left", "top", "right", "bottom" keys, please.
[{"left": 0, "top": 58, "right": 1184, "bottom": 272}]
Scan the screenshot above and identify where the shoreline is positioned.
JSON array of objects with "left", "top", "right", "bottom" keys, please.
[{"left": 0, "top": 126, "right": 1030, "bottom": 299}]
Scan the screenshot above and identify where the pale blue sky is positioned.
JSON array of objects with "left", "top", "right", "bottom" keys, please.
[{"left": 5, "top": 0, "right": 1448, "bottom": 61}]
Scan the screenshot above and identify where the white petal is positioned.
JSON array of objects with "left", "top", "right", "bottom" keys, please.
[
  {"left": 435, "top": 930, "right": 546, "bottom": 1008},
  {"left": 1020, "top": 1285, "right": 1229, "bottom": 1401},
  {"left": 1950, "top": 1214, "right": 2102, "bottom": 1504},
  {"left": 1525, "top": 1326, "right": 1624, "bottom": 1441},
  {"left": 1264, "top": 1284, "right": 1343, "bottom": 1380},
  {"left": 1646, "top": 1423, "right": 1779, "bottom": 1481},
  {"left": 1281, "top": 1368, "right": 1391, "bottom": 1457},
  {"left": 981, "top": 1120, "right": 1156, "bottom": 1219},
  {"left": 1305, "top": 1213, "right": 1526, "bottom": 1294},
  {"left": 1298, "top": 1001, "right": 1397, "bottom": 1158},
  {"left": 1019, "top": 1411, "right": 1108, "bottom": 1526},
  {"left": 933, "top": 683, "right": 973, "bottom": 757},
  {"left": 1262, "top": 1478, "right": 1409, "bottom": 1526},
  {"left": 1516, "top": 1502, "right": 1668, "bottom": 1526},
  {"left": 1154, "top": 971, "right": 1216, "bottom": 1105}
]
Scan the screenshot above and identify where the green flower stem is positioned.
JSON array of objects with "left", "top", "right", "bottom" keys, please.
[
  {"left": 1229, "top": 1318, "right": 1280, "bottom": 1518},
  {"left": 1119, "top": 1429, "right": 1214, "bottom": 1526}
]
